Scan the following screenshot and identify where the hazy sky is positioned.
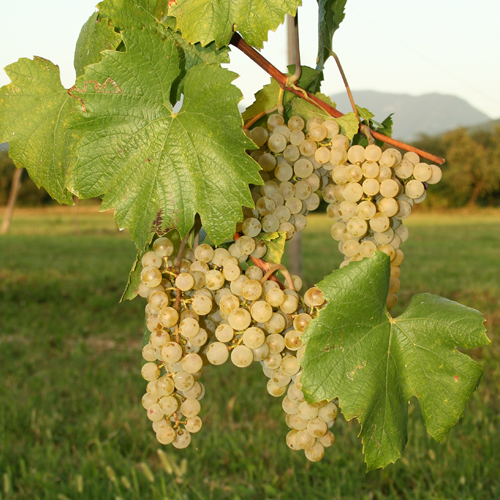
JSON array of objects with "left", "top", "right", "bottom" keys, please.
[{"left": 1, "top": 0, "right": 499, "bottom": 121}]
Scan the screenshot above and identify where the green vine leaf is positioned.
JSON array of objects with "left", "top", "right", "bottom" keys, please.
[
  {"left": 69, "top": 29, "right": 261, "bottom": 250},
  {"left": 168, "top": 0, "right": 301, "bottom": 49},
  {"left": 97, "top": 0, "right": 229, "bottom": 101},
  {"left": 316, "top": 0, "right": 348, "bottom": 70},
  {"left": 97, "top": 0, "right": 229, "bottom": 67},
  {"left": 301, "top": 252, "right": 489, "bottom": 471},
  {"left": 333, "top": 112, "right": 359, "bottom": 140},
  {"left": 288, "top": 92, "right": 332, "bottom": 121},
  {"left": 259, "top": 231, "right": 287, "bottom": 264},
  {"left": 377, "top": 113, "right": 394, "bottom": 138},
  {"left": 121, "top": 251, "right": 145, "bottom": 302},
  {"left": 74, "top": 12, "right": 122, "bottom": 78},
  {"left": 242, "top": 65, "right": 323, "bottom": 122},
  {"left": 0, "top": 58, "right": 77, "bottom": 204},
  {"left": 97, "top": 0, "right": 171, "bottom": 30},
  {"left": 356, "top": 105, "right": 374, "bottom": 121}
]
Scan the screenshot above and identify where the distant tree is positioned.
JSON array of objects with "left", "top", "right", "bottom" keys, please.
[
  {"left": 0, "top": 150, "right": 52, "bottom": 206},
  {"left": 442, "top": 127, "right": 500, "bottom": 207}
]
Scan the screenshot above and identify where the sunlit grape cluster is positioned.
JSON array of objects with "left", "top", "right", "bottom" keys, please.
[
  {"left": 325, "top": 144, "right": 442, "bottom": 309},
  {"left": 137, "top": 111, "right": 441, "bottom": 459},
  {"left": 137, "top": 235, "right": 337, "bottom": 460},
  {"left": 242, "top": 113, "right": 335, "bottom": 239},
  {"left": 246, "top": 113, "right": 442, "bottom": 310}
]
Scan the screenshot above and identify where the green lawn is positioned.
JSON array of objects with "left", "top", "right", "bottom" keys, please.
[{"left": 0, "top": 208, "right": 499, "bottom": 500}]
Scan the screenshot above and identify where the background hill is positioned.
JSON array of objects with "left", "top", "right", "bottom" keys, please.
[{"left": 330, "top": 91, "right": 491, "bottom": 141}]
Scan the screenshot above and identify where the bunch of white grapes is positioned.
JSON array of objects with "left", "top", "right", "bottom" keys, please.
[
  {"left": 242, "top": 113, "right": 333, "bottom": 240},
  {"left": 325, "top": 144, "right": 441, "bottom": 309},
  {"left": 246, "top": 113, "right": 442, "bottom": 309},
  {"left": 137, "top": 235, "right": 338, "bottom": 461}
]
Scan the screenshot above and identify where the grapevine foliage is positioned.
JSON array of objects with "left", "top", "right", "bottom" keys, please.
[
  {"left": 0, "top": 58, "right": 77, "bottom": 204},
  {"left": 242, "top": 65, "right": 325, "bottom": 122},
  {"left": 168, "top": 0, "right": 302, "bottom": 49},
  {"left": 74, "top": 12, "right": 122, "bottom": 78},
  {"left": 316, "top": 0, "right": 348, "bottom": 70},
  {"left": 69, "top": 29, "right": 260, "bottom": 249},
  {"left": 301, "top": 252, "right": 489, "bottom": 469},
  {"left": 0, "top": 0, "right": 489, "bottom": 472}
]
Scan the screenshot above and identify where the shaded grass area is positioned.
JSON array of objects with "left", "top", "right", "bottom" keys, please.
[{"left": 0, "top": 209, "right": 499, "bottom": 499}]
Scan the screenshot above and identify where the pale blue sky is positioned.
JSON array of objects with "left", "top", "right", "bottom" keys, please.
[{"left": 1, "top": 0, "right": 499, "bottom": 119}]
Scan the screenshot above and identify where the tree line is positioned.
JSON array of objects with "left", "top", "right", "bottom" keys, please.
[{"left": 1, "top": 125, "right": 500, "bottom": 208}]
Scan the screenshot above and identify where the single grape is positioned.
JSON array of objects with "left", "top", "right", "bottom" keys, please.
[
  {"left": 206, "top": 342, "right": 229, "bottom": 365},
  {"left": 309, "top": 125, "right": 328, "bottom": 142},
  {"left": 288, "top": 115, "right": 305, "bottom": 131},
  {"left": 231, "top": 345, "right": 254, "bottom": 368},
  {"left": 172, "top": 430, "right": 191, "bottom": 449},
  {"left": 305, "top": 442, "right": 325, "bottom": 462},
  {"left": 141, "top": 266, "right": 163, "bottom": 287},
  {"left": 185, "top": 416, "right": 202, "bottom": 433},
  {"left": 364, "top": 144, "right": 382, "bottom": 162},
  {"left": 283, "top": 144, "right": 300, "bottom": 162},
  {"left": 242, "top": 327, "right": 265, "bottom": 349},
  {"left": 267, "top": 113, "right": 285, "bottom": 131},
  {"left": 250, "top": 301, "right": 273, "bottom": 323},
  {"left": 268, "top": 133, "right": 287, "bottom": 153},
  {"left": 142, "top": 251, "right": 162, "bottom": 268},
  {"left": 161, "top": 342, "right": 183, "bottom": 363},
  {"left": 153, "top": 237, "right": 174, "bottom": 257},
  {"left": 249, "top": 126, "right": 269, "bottom": 147}
]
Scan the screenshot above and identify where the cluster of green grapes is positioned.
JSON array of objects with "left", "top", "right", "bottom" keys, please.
[
  {"left": 137, "top": 235, "right": 338, "bottom": 461},
  {"left": 325, "top": 144, "right": 441, "bottom": 309},
  {"left": 242, "top": 113, "right": 333, "bottom": 239},
  {"left": 245, "top": 113, "right": 441, "bottom": 310},
  {"left": 136, "top": 111, "right": 441, "bottom": 460}
]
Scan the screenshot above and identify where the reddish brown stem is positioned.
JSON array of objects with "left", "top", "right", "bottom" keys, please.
[
  {"left": 233, "top": 233, "right": 285, "bottom": 290},
  {"left": 330, "top": 51, "right": 359, "bottom": 122},
  {"left": 261, "top": 264, "right": 295, "bottom": 291},
  {"left": 175, "top": 229, "right": 192, "bottom": 270},
  {"left": 243, "top": 108, "right": 276, "bottom": 129},
  {"left": 230, "top": 33, "right": 446, "bottom": 166}
]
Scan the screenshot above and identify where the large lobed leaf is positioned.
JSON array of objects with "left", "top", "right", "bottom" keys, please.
[
  {"left": 301, "top": 252, "right": 489, "bottom": 470},
  {"left": 97, "top": 0, "right": 171, "bottom": 30},
  {"left": 97, "top": 0, "right": 229, "bottom": 101},
  {"left": 316, "top": 0, "right": 348, "bottom": 70},
  {"left": 69, "top": 29, "right": 261, "bottom": 250},
  {"left": 0, "top": 58, "right": 77, "bottom": 204},
  {"left": 97, "top": 0, "right": 229, "bottom": 64},
  {"left": 74, "top": 12, "right": 122, "bottom": 78},
  {"left": 168, "top": 0, "right": 301, "bottom": 49}
]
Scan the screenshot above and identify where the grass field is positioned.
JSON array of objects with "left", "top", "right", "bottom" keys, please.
[{"left": 0, "top": 208, "right": 499, "bottom": 500}]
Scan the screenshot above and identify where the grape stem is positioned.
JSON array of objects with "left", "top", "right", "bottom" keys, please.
[
  {"left": 330, "top": 50, "right": 360, "bottom": 123},
  {"left": 175, "top": 229, "right": 193, "bottom": 271},
  {"left": 286, "top": 13, "right": 301, "bottom": 86},
  {"left": 261, "top": 264, "right": 295, "bottom": 291},
  {"left": 193, "top": 215, "right": 201, "bottom": 250},
  {"left": 243, "top": 106, "right": 277, "bottom": 129},
  {"left": 229, "top": 33, "right": 445, "bottom": 165},
  {"left": 233, "top": 233, "right": 285, "bottom": 290}
]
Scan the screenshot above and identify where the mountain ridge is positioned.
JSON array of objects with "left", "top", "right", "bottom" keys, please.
[{"left": 330, "top": 90, "right": 491, "bottom": 141}]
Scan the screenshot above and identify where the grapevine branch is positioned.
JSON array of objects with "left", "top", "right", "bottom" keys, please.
[{"left": 230, "top": 33, "right": 445, "bottom": 165}]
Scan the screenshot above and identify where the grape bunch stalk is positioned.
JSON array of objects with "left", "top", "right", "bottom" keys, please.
[{"left": 137, "top": 109, "right": 441, "bottom": 461}]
